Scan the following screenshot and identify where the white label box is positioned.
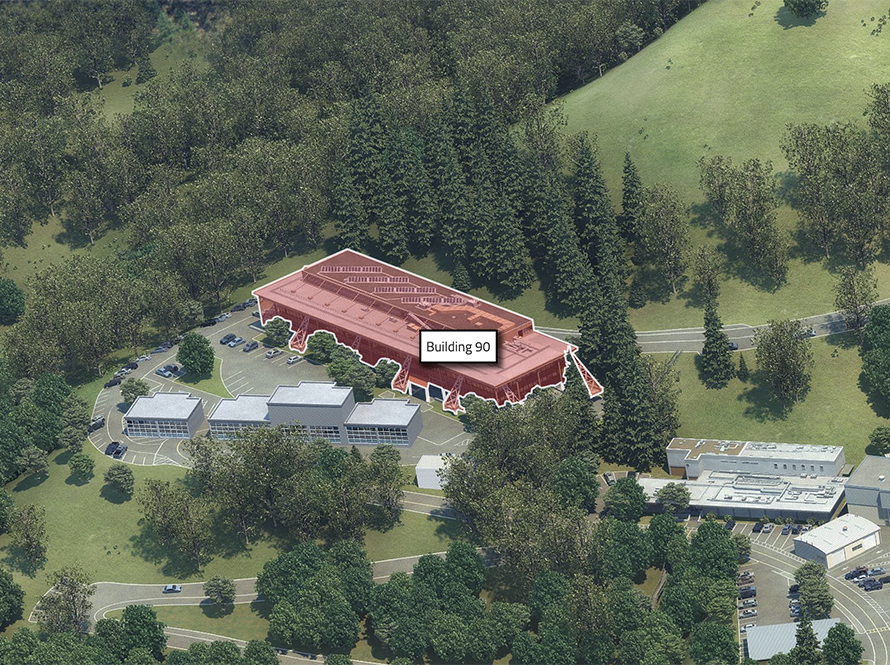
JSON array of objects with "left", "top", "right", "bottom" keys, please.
[{"left": 419, "top": 330, "right": 498, "bottom": 364}]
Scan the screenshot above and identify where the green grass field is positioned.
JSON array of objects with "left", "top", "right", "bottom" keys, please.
[
  {"left": 561, "top": 0, "right": 890, "bottom": 330},
  {"left": 668, "top": 332, "right": 888, "bottom": 465},
  {"left": 176, "top": 357, "right": 232, "bottom": 399},
  {"left": 0, "top": 438, "right": 463, "bottom": 636}
]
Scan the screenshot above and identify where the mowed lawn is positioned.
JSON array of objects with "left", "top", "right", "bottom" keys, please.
[
  {"left": 561, "top": 0, "right": 890, "bottom": 330},
  {"left": 667, "top": 333, "right": 888, "bottom": 465},
  {"left": 0, "top": 439, "right": 464, "bottom": 637},
  {"left": 177, "top": 357, "right": 232, "bottom": 399}
]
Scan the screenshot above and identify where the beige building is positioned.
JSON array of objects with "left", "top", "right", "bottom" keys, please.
[{"left": 792, "top": 514, "right": 881, "bottom": 568}]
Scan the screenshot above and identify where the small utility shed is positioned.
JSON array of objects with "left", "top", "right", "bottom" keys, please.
[
  {"left": 416, "top": 454, "right": 448, "bottom": 490},
  {"left": 745, "top": 619, "right": 839, "bottom": 662},
  {"left": 793, "top": 514, "right": 881, "bottom": 568}
]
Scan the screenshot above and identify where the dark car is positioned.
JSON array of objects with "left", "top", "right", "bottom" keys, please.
[
  {"left": 627, "top": 471, "right": 637, "bottom": 480},
  {"left": 88, "top": 416, "right": 105, "bottom": 433},
  {"left": 724, "top": 520, "right": 736, "bottom": 530},
  {"left": 220, "top": 333, "right": 236, "bottom": 345},
  {"left": 252, "top": 310, "right": 261, "bottom": 318},
  {"left": 729, "top": 342, "right": 739, "bottom": 351},
  {"left": 879, "top": 575, "right": 890, "bottom": 585},
  {"left": 243, "top": 341, "right": 259, "bottom": 352},
  {"left": 789, "top": 584, "right": 800, "bottom": 594},
  {"left": 104, "top": 378, "right": 122, "bottom": 388},
  {"left": 104, "top": 442, "right": 120, "bottom": 456},
  {"left": 846, "top": 566, "right": 868, "bottom": 580},
  {"left": 200, "top": 319, "right": 217, "bottom": 327},
  {"left": 112, "top": 444, "right": 128, "bottom": 460},
  {"left": 231, "top": 303, "right": 248, "bottom": 312},
  {"left": 738, "top": 586, "right": 756, "bottom": 599},
  {"left": 163, "top": 364, "right": 179, "bottom": 373},
  {"left": 781, "top": 524, "right": 792, "bottom": 535},
  {"left": 123, "top": 362, "right": 138, "bottom": 370},
  {"left": 752, "top": 522, "right": 763, "bottom": 533},
  {"left": 791, "top": 524, "right": 802, "bottom": 535},
  {"left": 865, "top": 579, "right": 884, "bottom": 592}
]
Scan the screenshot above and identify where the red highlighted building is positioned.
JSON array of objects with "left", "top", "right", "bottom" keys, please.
[{"left": 253, "top": 250, "right": 602, "bottom": 413}]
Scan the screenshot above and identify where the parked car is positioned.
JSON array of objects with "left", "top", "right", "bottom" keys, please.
[
  {"left": 88, "top": 416, "right": 105, "bottom": 433},
  {"left": 846, "top": 566, "right": 868, "bottom": 580},
  {"left": 789, "top": 584, "right": 800, "bottom": 594},
  {"left": 243, "top": 341, "right": 259, "bottom": 352},
  {"left": 265, "top": 349, "right": 282, "bottom": 359},
  {"left": 286, "top": 355, "right": 300, "bottom": 365},
  {"left": 738, "top": 599, "right": 757, "bottom": 609},
  {"left": 781, "top": 524, "right": 792, "bottom": 535},
  {"left": 864, "top": 579, "right": 884, "bottom": 592},
  {"left": 122, "top": 362, "right": 139, "bottom": 370},
  {"left": 752, "top": 522, "right": 763, "bottom": 533},
  {"left": 738, "top": 586, "right": 756, "bottom": 599},
  {"left": 869, "top": 567, "right": 886, "bottom": 577},
  {"left": 231, "top": 303, "right": 246, "bottom": 312},
  {"left": 172, "top": 335, "right": 184, "bottom": 344},
  {"left": 603, "top": 472, "right": 616, "bottom": 486},
  {"left": 200, "top": 319, "right": 217, "bottom": 327},
  {"left": 155, "top": 368, "right": 173, "bottom": 378},
  {"left": 252, "top": 310, "right": 261, "bottom": 318},
  {"left": 104, "top": 378, "right": 122, "bottom": 388},
  {"left": 789, "top": 599, "right": 800, "bottom": 607},
  {"left": 220, "top": 333, "right": 236, "bottom": 345},
  {"left": 151, "top": 346, "right": 168, "bottom": 354},
  {"left": 729, "top": 342, "right": 739, "bottom": 351},
  {"left": 627, "top": 471, "right": 637, "bottom": 480},
  {"left": 857, "top": 577, "right": 875, "bottom": 588},
  {"left": 162, "top": 584, "right": 182, "bottom": 594},
  {"left": 163, "top": 364, "right": 179, "bottom": 373},
  {"left": 104, "top": 442, "right": 120, "bottom": 456},
  {"left": 112, "top": 445, "right": 127, "bottom": 460},
  {"left": 247, "top": 297, "right": 257, "bottom": 305},
  {"left": 741, "top": 623, "right": 756, "bottom": 633},
  {"left": 136, "top": 355, "right": 151, "bottom": 362},
  {"left": 879, "top": 576, "right": 890, "bottom": 585},
  {"left": 741, "top": 609, "right": 757, "bottom": 618},
  {"left": 228, "top": 337, "right": 245, "bottom": 348},
  {"left": 762, "top": 523, "right": 774, "bottom": 533},
  {"left": 725, "top": 520, "right": 736, "bottom": 530},
  {"left": 113, "top": 370, "right": 128, "bottom": 379},
  {"left": 791, "top": 524, "right": 802, "bottom": 535}
]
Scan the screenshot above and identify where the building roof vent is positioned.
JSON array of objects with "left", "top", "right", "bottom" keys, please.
[{"left": 843, "top": 525, "right": 849, "bottom": 531}]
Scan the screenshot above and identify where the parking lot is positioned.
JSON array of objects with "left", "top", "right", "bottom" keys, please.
[
  {"left": 720, "top": 520, "right": 890, "bottom": 664},
  {"left": 89, "top": 307, "right": 473, "bottom": 467}
]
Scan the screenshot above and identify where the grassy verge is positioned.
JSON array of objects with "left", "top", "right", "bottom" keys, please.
[
  {"left": 176, "top": 357, "right": 232, "bottom": 398},
  {"left": 106, "top": 602, "right": 273, "bottom": 644},
  {"left": 668, "top": 332, "right": 887, "bottom": 465}
]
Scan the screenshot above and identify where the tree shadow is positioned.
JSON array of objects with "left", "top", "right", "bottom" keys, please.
[
  {"left": 484, "top": 566, "right": 525, "bottom": 603},
  {"left": 773, "top": 170, "right": 801, "bottom": 208},
  {"left": 52, "top": 227, "right": 95, "bottom": 251},
  {"left": 775, "top": 6, "right": 823, "bottom": 29},
  {"left": 631, "top": 265, "right": 675, "bottom": 306},
  {"left": 128, "top": 522, "right": 202, "bottom": 577},
  {"left": 100, "top": 485, "right": 132, "bottom": 505},
  {"left": 737, "top": 370, "right": 790, "bottom": 422},
  {"left": 365, "top": 505, "right": 401, "bottom": 533},
  {"left": 64, "top": 473, "right": 92, "bottom": 487},
  {"left": 826, "top": 331, "right": 858, "bottom": 351},
  {"left": 858, "top": 371, "right": 890, "bottom": 419},
  {"left": 13, "top": 473, "right": 48, "bottom": 493},
  {"left": 1, "top": 543, "right": 38, "bottom": 578},
  {"left": 200, "top": 601, "right": 235, "bottom": 618},
  {"left": 688, "top": 201, "right": 725, "bottom": 233},
  {"left": 54, "top": 450, "right": 74, "bottom": 466}
]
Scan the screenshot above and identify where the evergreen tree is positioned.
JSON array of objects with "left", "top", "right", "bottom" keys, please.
[
  {"left": 700, "top": 302, "right": 735, "bottom": 389},
  {"left": 425, "top": 115, "right": 471, "bottom": 263},
  {"left": 738, "top": 353, "right": 750, "bottom": 382},
  {"left": 789, "top": 617, "right": 822, "bottom": 665},
  {"left": 332, "top": 163, "right": 368, "bottom": 251},
  {"left": 387, "top": 127, "right": 435, "bottom": 254},
  {"left": 450, "top": 79, "right": 478, "bottom": 173},
  {"left": 489, "top": 189, "right": 533, "bottom": 298},
  {"left": 452, "top": 261, "right": 472, "bottom": 292},
  {"left": 346, "top": 91, "right": 386, "bottom": 223},
  {"left": 135, "top": 55, "right": 156, "bottom": 84},
  {"left": 465, "top": 151, "right": 496, "bottom": 281},
  {"left": 574, "top": 135, "right": 621, "bottom": 275},
  {"left": 621, "top": 152, "right": 642, "bottom": 239},
  {"left": 376, "top": 166, "right": 409, "bottom": 264}
]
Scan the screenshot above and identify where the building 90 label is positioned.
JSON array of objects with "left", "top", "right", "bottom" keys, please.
[{"left": 419, "top": 330, "right": 498, "bottom": 364}]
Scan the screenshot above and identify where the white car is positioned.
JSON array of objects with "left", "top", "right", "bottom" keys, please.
[
  {"left": 162, "top": 584, "right": 182, "bottom": 594},
  {"left": 286, "top": 355, "right": 300, "bottom": 365},
  {"left": 741, "top": 609, "right": 757, "bottom": 618},
  {"left": 136, "top": 355, "right": 151, "bottom": 362},
  {"left": 762, "top": 523, "right": 774, "bottom": 533},
  {"left": 742, "top": 623, "right": 756, "bottom": 633}
]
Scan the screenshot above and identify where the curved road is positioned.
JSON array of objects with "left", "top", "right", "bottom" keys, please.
[{"left": 538, "top": 298, "right": 890, "bottom": 354}]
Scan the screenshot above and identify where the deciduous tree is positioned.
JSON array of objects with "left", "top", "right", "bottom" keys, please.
[
  {"left": 636, "top": 184, "right": 689, "bottom": 294},
  {"left": 177, "top": 332, "right": 215, "bottom": 376},
  {"left": 755, "top": 319, "right": 814, "bottom": 408},
  {"left": 834, "top": 265, "right": 877, "bottom": 343}
]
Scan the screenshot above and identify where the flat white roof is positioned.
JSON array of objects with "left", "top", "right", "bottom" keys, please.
[
  {"left": 416, "top": 454, "right": 448, "bottom": 471},
  {"left": 346, "top": 399, "right": 419, "bottom": 427},
  {"left": 669, "top": 438, "right": 843, "bottom": 462},
  {"left": 746, "top": 619, "right": 839, "bottom": 661},
  {"left": 638, "top": 471, "right": 847, "bottom": 512},
  {"left": 208, "top": 395, "right": 271, "bottom": 423},
  {"left": 125, "top": 392, "right": 202, "bottom": 421},
  {"left": 268, "top": 382, "right": 352, "bottom": 407},
  {"left": 794, "top": 513, "right": 880, "bottom": 554}
]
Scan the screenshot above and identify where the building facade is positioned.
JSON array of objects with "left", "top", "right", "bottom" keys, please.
[
  {"left": 124, "top": 392, "right": 205, "bottom": 439},
  {"left": 667, "top": 438, "right": 845, "bottom": 479},
  {"left": 844, "top": 455, "right": 890, "bottom": 525},
  {"left": 207, "top": 382, "right": 421, "bottom": 447},
  {"left": 792, "top": 514, "right": 881, "bottom": 568},
  {"left": 252, "top": 249, "right": 603, "bottom": 413}
]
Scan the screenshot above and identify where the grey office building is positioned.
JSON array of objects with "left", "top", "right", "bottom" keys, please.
[
  {"left": 845, "top": 455, "right": 890, "bottom": 525},
  {"left": 124, "top": 392, "right": 205, "bottom": 439},
  {"left": 345, "top": 399, "right": 422, "bottom": 446},
  {"left": 207, "top": 382, "right": 421, "bottom": 447}
]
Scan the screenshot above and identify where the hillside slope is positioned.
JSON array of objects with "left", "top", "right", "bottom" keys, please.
[{"left": 562, "top": 0, "right": 890, "bottom": 329}]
